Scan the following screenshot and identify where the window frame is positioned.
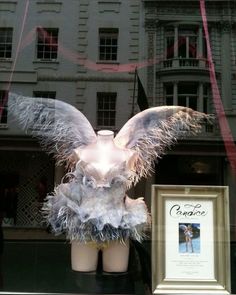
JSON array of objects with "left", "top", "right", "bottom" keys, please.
[
  {"left": 96, "top": 92, "right": 117, "bottom": 128},
  {"left": 33, "top": 91, "right": 56, "bottom": 128},
  {"left": 0, "top": 90, "right": 9, "bottom": 125},
  {"left": 0, "top": 28, "right": 13, "bottom": 59},
  {"left": 36, "top": 27, "right": 59, "bottom": 61},
  {"left": 98, "top": 28, "right": 119, "bottom": 62},
  {"left": 164, "top": 82, "right": 210, "bottom": 113},
  {"left": 165, "top": 25, "right": 206, "bottom": 60},
  {"left": 33, "top": 91, "right": 56, "bottom": 99}
]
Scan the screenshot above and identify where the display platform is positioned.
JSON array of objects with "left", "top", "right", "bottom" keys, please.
[{"left": 0, "top": 238, "right": 150, "bottom": 295}]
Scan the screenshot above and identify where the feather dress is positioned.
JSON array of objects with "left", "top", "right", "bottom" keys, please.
[{"left": 43, "top": 160, "right": 149, "bottom": 243}]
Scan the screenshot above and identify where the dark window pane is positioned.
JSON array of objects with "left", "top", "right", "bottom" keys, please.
[
  {"left": 106, "top": 47, "right": 112, "bottom": 54},
  {"left": 189, "top": 97, "right": 198, "bottom": 110},
  {"left": 51, "top": 52, "right": 57, "bottom": 59},
  {"left": 112, "top": 39, "right": 117, "bottom": 45},
  {"left": 97, "top": 117, "right": 103, "bottom": 126},
  {"left": 166, "top": 36, "right": 174, "bottom": 59},
  {"left": 203, "top": 36, "right": 207, "bottom": 58},
  {"left": 5, "top": 51, "right": 11, "bottom": 58},
  {"left": 166, "top": 97, "right": 173, "bottom": 105},
  {"left": 111, "top": 47, "right": 117, "bottom": 53},
  {"left": 6, "top": 35, "right": 12, "bottom": 43},
  {"left": 189, "top": 36, "right": 197, "bottom": 58},
  {"left": 1, "top": 109, "right": 7, "bottom": 123},
  {"left": 0, "top": 91, "right": 8, "bottom": 124},
  {"left": 97, "top": 92, "right": 116, "bottom": 127},
  {"left": 100, "top": 46, "right": 105, "bottom": 53},
  {"left": 165, "top": 85, "right": 173, "bottom": 95},
  {"left": 110, "top": 118, "right": 115, "bottom": 126},
  {"left": 104, "top": 101, "right": 109, "bottom": 108},
  {"left": 106, "top": 38, "right": 111, "bottom": 45},
  {"left": 178, "top": 37, "right": 186, "bottom": 58},
  {"left": 203, "top": 97, "right": 208, "bottom": 113},
  {"left": 44, "top": 52, "right": 51, "bottom": 59},
  {"left": 33, "top": 92, "right": 56, "bottom": 99},
  {"left": 178, "top": 96, "right": 187, "bottom": 106},
  {"left": 203, "top": 85, "right": 208, "bottom": 95},
  {"left": 100, "top": 38, "right": 105, "bottom": 45},
  {"left": 178, "top": 83, "right": 198, "bottom": 94}
]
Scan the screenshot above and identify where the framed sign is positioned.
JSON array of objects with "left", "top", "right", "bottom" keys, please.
[{"left": 152, "top": 185, "right": 230, "bottom": 294}]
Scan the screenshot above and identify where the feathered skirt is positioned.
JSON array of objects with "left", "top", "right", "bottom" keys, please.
[{"left": 42, "top": 178, "right": 150, "bottom": 244}]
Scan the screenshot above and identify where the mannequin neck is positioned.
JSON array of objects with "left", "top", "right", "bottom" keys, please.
[{"left": 97, "top": 130, "right": 115, "bottom": 146}]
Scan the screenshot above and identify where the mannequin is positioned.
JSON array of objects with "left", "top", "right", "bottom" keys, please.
[
  {"left": 71, "top": 130, "right": 145, "bottom": 272},
  {"left": 9, "top": 93, "right": 211, "bottom": 275}
]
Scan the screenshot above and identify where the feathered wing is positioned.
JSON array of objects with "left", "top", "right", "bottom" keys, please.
[
  {"left": 8, "top": 92, "right": 97, "bottom": 165},
  {"left": 114, "top": 106, "right": 212, "bottom": 183}
]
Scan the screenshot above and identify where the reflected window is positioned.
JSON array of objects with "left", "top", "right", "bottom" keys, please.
[
  {"left": 178, "top": 27, "right": 197, "bottom": 58},
  {"left": 97, "top": 92, "right": 116, "bottom": 128},
  {"left": 33, "top": 91, "right": 56, "bottom": 99},
  {"left": 99, "top": 28, "right": 118, "bottom": 61},
  {"left": 165, "top": 27, "right": 174, "bottom": 59},
  {"left": 36, "top": 28, "right": 58, "bottom": 60},
  {"left": 164, "top": 82, "right": 210, "bottom": 113},
  {"left": 165, "top": 25, "right": 207, "bottom": 59},
  {"left": 0, "top": 28, "right": 13, "bottom": 59},
  {"left": 0, "top": 90, "right": 8, "bottom": 124},
  {"left": 33, "top": 91, "right": 56, "bottom": 127},
  {"left": 164, "top": 82, "right": 212, "bottom": 133},
  {"left": 178, "top": 82, "right": 198, "bottom": 109}
]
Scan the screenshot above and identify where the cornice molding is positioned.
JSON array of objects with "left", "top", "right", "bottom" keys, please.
[
  {"left": 38, "top": 75, "right": 133, "bottom": 82},
  {"left": 0, "top": 1, "right": 17, "bottom": 12},
  {"left": 36, "top": 1, "right": 62, "bottom": 13}
]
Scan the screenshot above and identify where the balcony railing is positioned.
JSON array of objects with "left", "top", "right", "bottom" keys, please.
[
  {"left": 162, "top": 58, "right": 209, "bottom": 69},
  {"left": 179, "top": 58, "right": 199, "bottom": 67}
]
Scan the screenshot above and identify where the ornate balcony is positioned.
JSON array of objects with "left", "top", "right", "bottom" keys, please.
[{"left": 162, "top": 58, "right": 209, "bottom": 70}]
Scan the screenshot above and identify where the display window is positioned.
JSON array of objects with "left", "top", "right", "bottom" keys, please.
[{"left": 0, "top": 1, "right": 235, "bottom": 294}]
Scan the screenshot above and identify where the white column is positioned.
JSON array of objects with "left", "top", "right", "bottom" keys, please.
[
  {"left": 173, "top": 82, "right": 178, "bottom": 105},
  {"left": 198, "top": 26, "right": 203, "bottom": 58},
  {"left": 174, "top": 26, "right": 178, "bottom": 58},
  {"left": 198, "top": 83, "right": 204, "bottom": 112},
  {"left": 186, "top": 37, "right": 189, "bottom": 58}
]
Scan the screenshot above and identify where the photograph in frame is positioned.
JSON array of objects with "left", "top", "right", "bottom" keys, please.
[{"left": 152, "top": 185, "right": 230, "bottom": 294}]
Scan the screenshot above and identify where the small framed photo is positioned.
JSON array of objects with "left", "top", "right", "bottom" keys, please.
[{"left": 152, "top": 185, "right": 230, "bottom": 294}]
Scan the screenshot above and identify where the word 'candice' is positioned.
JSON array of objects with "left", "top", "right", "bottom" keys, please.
[{"left": 169, "top": 203, "right": 207, "bottom": 218}]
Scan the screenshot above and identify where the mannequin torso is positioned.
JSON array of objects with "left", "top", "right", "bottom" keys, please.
[{"left": 44, "top": 130, "right": 149, "bottom": 272}]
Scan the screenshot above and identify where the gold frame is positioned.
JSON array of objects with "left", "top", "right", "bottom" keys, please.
[{"left": 152, "top": 185, "right": 231, "bottom": 294}]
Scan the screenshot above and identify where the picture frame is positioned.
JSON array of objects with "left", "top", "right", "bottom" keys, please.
[{"left": 152, "top": 185, "right": 231, "bottom": 294}]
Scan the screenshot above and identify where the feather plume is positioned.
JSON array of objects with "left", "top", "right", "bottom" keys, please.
[
  {"left": 114, "top": 106, "right": 213, "bottom": 182},
  {"left": 8, "top": 92, "right": 97, "bottom": 165}
]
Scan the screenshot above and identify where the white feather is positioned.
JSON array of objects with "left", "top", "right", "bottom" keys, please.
[
  {"left": 8, "top": 92, "right": 97, "bottom": 165},
  {"left": 114, "top": 106, "right": 213, "bottom": 182}
]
